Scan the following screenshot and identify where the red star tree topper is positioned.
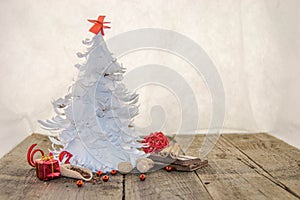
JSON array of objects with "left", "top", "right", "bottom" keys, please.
[{"left": 88, "top": 15, "right": 111, "bottom": 35}]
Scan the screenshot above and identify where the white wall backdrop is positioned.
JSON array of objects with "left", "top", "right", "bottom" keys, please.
[{"left": 0, "top": 0, "right": 299, "bottom": 158}]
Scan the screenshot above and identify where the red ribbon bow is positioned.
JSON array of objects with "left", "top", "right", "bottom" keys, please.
[{"left": 88, "top": 15, "right": 110, "bottom": 35}]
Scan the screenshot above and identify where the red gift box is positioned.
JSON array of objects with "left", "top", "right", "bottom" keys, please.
[
  {"left": 35, "top": 156, "right": 60, "bottom": 181},
  {"left": 27, "top": 144, "right": 61, "bottom": 181}
]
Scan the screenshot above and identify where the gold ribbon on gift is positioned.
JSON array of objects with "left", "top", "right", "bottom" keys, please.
[
  {"left": 37, "top": 155, "right": 55, "bottom": 178},
  {"left": 41, "top": 155, "right": 53, "bottom": 161}
]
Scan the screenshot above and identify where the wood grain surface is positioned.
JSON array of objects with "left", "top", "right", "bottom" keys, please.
[
  {"left": 0, "top": 134, "right": 123, "bottom": 200},
  {"left": 0, "top": 133, "right": 299, "bottom": 200}
]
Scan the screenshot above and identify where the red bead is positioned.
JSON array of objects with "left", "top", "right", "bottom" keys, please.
[
  {"left": 76, "top": 180, "right": 83, "bottom": 187},
  {"left": 165, "top": 166, "right": 172, "bottom": 172},
  {"left": 102, "top": 175, "right": 109, "bottom": 182},
  {"left": 139, "top": 174, "right": 146, "bottom": 181},
  {"left": 110, "top": 170, "right": 117, "bottom": 175},
  {"left": 96, "top": 170, "right": 103, "bottom": 176}
]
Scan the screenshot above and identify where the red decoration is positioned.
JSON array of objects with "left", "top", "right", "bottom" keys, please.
[
  {"left": 88, "top": 15, "right": 110, "bottom": 35},
  {"left": 27, "top": 144, "right": 44, "bottom": 167},
  {"left": 76, "top": 180, "right": 83, "bottom": 187},
  {"left": 58, "top": 151, "right": 73, "bottom": 164},
  {"left": 139, "top": 174, "right": 146, "bottom": 181},
  {"left": 35, "top": 156, "right": 60, "bottom": 181},
  {"left": 27, "top": 144, "right": 60, "bottom": 181},
  {"left": 165, "top": 166, "right": 172, "bottom": 172},
  {"left": 142, "top": 132, "right": 169, "bottom": 153},
  {"left": 102, "top": 175, "right": 109, "bottom": 182},
  {"left": 96, "top": 170, "right": 103, "bottom": 176},
  {"left": 110, "top": 170, "right": 117, "bottom": 175}
]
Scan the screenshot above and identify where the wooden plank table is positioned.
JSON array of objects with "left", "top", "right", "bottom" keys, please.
[{"left": 0, "top": 133, "right": 299, "bottom": 200}]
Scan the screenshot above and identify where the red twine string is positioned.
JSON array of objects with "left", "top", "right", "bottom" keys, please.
[{"left": 142, "top": 132, "right": 169, "bottom": 153}]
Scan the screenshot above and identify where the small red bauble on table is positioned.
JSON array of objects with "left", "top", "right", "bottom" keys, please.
[
  {"left": 102, "top": 175, "right": 109, "bottom": 182},
  {"left": 142, "top": 132, "right": 169, "bottom": 153},
  {"left": 76, "top": 180, "right": 83, "bottom": 187},
  {"left": 139, "top": 174, "right": 146, "bottom": 181},
  {"left": 165, "top": 166, "right": 172, "bottom": 172},
  {"left": 96, "top": 171, "right": 103, "bottom": 176},
  {"left": 110, "top": 170, "right": 117, "bottom": 175}
]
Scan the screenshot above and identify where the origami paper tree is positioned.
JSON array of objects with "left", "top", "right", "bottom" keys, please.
[{"left": 38, "top": 17, "right": 145, "bottom": 172}]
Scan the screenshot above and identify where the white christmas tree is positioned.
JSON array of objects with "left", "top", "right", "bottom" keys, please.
[{"left": 38, "top": 16, "right": 145, "bottom": 172}]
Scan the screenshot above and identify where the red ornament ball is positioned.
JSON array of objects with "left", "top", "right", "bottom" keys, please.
[
  {"left": 139, "top": 174, "right": 146, "bottom": 181},
  {"left": 165, "top": 166, "right": 172, "bottom": 172},
  {"left": 102, "top": 175, "right": 109, "bottom": 182},
  {"left": 96, "top": 170, "right": 103, "bottom": 176},
  {"left": 111, "top": 169, "right": 117, "bottom": 175},
  {"left": 76, "top": 180, "right": 83, "bottom": 187}
]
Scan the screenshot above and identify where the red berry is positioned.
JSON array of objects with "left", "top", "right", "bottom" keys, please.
[
  {"left": 96, "top": 171, "right": 103, "bottom": 176},
  {"left": 102, "top": 175, "right": 109, "bottom": 182},
  {"left": 76, "top": 180, "right": 83, "bottom": 187},
  {"left": 111, "top": 169, "right": 117, "bottom": 175},
  {"left": 139, "top": 174, "right": 146, "bottom": 181},
  {"left": 165, "top": 166, "right": 172, "bottom": 172}
]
